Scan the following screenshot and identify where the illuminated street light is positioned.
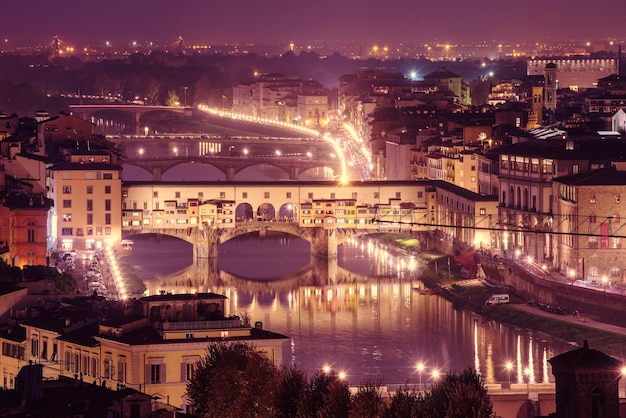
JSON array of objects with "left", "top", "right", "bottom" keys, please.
[
  {"left": 505, "top": 361, "right": 513, "bottom": 389},
  {"left": 144, "top": 126, "right": 149, "bottom": 137},
  {"left": 432, "top": 369, "right": 440, "bottom": 384},
  {"left": 138, "top": 148, "right": 144, "bottom": 156},
  {"left": 602, "top": 275, "right": 608, "bottom": 292},
  {"left": 275, "top": 150, "right": 282, "bottom": 156},
  {"left": 416, "top": 362, "right": 424, "bottom": 391}
]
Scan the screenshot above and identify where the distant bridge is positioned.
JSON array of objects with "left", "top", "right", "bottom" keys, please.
[
  {"left": 123, "top": 155, "right": 340, "bottom": 181},
  {"left": 69, "top": 104, "right": 191, "bottom": 125}
]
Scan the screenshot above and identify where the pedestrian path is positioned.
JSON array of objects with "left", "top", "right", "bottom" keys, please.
[{"left": 509, "top": 303, "right": 626, "bottom": 337}]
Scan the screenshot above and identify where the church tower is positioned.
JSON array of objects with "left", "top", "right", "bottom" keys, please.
[{"left": 544, "top": 62, "right": 557, "bottom": 112}]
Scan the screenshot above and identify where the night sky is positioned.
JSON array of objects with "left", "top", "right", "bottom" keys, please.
[{"left": 3, "top": 0, "right": 624, "bottom": 48}]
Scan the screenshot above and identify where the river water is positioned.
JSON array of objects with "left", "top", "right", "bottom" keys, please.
[{"left": 120, "top": 233, "right": 576, "bottom": 387}]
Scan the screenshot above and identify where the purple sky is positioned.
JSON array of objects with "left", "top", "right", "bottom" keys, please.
[{"left": 3, "top": 0, "right": 625, "bottom": 48}]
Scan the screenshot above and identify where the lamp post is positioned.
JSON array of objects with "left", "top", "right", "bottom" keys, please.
[
  {"left": 416, "top": 362, "right": 424, "bottom": 392},
  {"left": 183, "top": 86, "right": 188, "bottom": 107},
  {"left": 505, "top": 361, "right": 513, "bottom": 389}
]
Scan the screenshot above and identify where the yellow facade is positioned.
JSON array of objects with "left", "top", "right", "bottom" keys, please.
[{"left": 49, "top": 152, "right": 123, "bottom": 251}]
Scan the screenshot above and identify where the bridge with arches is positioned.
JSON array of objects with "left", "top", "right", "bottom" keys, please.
[
  {"left": 69, "top": 104, "right": 191, "bottom": 127},
  {"left": 122, "top": 220, "right": 414, "bottom": 261},
  {"left": 122, "top": 155, "right": 340, "bottom": 181}
]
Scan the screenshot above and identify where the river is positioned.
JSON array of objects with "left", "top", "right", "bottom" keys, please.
[{"left": 120, "top": 233, "right": 575, "bottom": 387}]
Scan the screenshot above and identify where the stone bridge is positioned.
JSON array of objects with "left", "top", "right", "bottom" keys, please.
[
  {"left": 122, "top": 221, "right": 423, "bottom": 261},
  {"left": 123, "top": 155, "right": 340, "bottom": 181}
]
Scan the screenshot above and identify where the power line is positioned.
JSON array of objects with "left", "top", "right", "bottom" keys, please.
[{"left": 371, "top": 218, "right": 626, "bottom": 239}]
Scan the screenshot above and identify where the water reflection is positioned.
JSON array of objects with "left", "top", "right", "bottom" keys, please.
[{"left": 121, "top": 235, "right": 574, "bottom": 385}]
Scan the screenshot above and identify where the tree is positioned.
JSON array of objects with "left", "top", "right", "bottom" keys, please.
[
  {"left": 384, "top": 385, "right": 422, "bottom": 418},
  {"left": 420, "top": 368, "right": 494, "bottom": 418},
  {"left": 166, "top": 90, "right": 180, "bottom": 106},
  {"left": 186, "top": 342, "right": 279, "bottom": 418},
  {"left": 303, "top": 369, "right": 351, "bottom": 418},
  {"left": 274, "top": 366, "right": 309, "bottom": 418},
  {"left": 349, "top": 377, "right": 385, "bottom": 418}
]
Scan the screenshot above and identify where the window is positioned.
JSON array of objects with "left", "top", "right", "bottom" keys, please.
[
  {"left": 616, "top": 195, "right": 621, "bottom": 204},
  {"left": 175, "top": 192, "right": 181, "bottom": 198},
  {"left": 588, "top": 237, "right": 598, "bottom": 249},
  {"left": 96, "top": 227, "right": 102, "bottom": 235},
  {"left": 374, "top": 192, "right": 379, "bottom": 199},
  {"left": 220, "top": 192, "right": 226, "bottom": 199},
  {"left": 27, "top": 229, "right": 35, "bottom": 243},
  {"left": 612, "top": 214, "right": 620, "bottom": 224},
  {"left": 86, "top": 185, "right": 93, "bottom": 194},
  {"left": 104, "top": 358, "right": 113, "bottom": 379},
  {"left": 86, "top": 200, "right": 93, "bottom": 211},
  {"left": 63, "top": 186, "right": 72, "bottom": 194},
  {"left": 105, "top": 186, "right": 111, "bottom": 194},
  {"left": 105, "top": 200, "right": 111, "bottom": 211},
  {"left": 264, "top": 192, "right": 270, "bottom": 199},
  {"left": 117, "top": 358, "right": 127, "bottom": 382},
  {"left": 41, "top": 339, "right": 48, "bottom": 360},
  {"left": 479, "top": 208, "right": 486, "bottom": 215},
  {"left": 31, "top": 338, "right": 39, "bottom": 357},
  {"left": 153, "top": 191, "right": 159, "bottom": 198},
  {"left": 150, "top": 364, "right": 161, "bottom": 384},
  {"left": 589, "top": 215, "right": 596, "bottom": 223},
  {"left": 242, "top": 192, "right": 248, "bottom": 199},
  {"left": 395, "top": 192, "right": 401, "bottom": 199},
  {"left": 330, "top": 193, "right": 335, "bottom": 199},
  {"left": 86, "top": 227, "right": 93, "bottom": 236},
  {"left": 611, "top": 267, "right": 621, "bottom": 278},
  {"left": 86, "top": 214, "right": 93, "bottom": 225},
  {"left": 286, "top": 192, "right": 292, "bottom": 199},
  {"left": 62, "top": 228, "right": 73, "bottom": 235},
  {"left": 105, "top": 227, "right": 111, "bottom": 235},
  {"left": 308, "top": 192, "right": 313, "bottom": 199},
  {"left": 103, "top": 172, "right": 113, "bottom": 180},
  {"left": 418, "top": 191, "right": 423, "bottom": 198},
  {"left": 63, "top": 200, "right": 71, "bottom": 208},
  {"left": 105, "top": 214, "right": 111, "bottom": 225},
  {"left": 184, "top": 362, "right": 196, "bottom": 382},
  {"left": 63, "top": 214, "right": 72, "bottom": 222}
]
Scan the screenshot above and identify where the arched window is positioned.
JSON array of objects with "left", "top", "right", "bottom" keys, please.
[
  {"left": 611, "top": 267, "right": 621, "bottom": 278},
  {"left": 588, "top": 267, "right": 598, "bottom": 278}
]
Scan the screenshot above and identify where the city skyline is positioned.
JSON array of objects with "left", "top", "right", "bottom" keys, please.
[{"left": 3, "top": 0, "right": 625, "bottom": 49}]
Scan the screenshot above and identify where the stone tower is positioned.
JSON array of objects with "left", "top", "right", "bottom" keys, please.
[
  {"left": 549, "top": 341, "right": 622, "bottom": 418},
  {"left": 544, "top": 62, "right": 557, "bottom": 112}
]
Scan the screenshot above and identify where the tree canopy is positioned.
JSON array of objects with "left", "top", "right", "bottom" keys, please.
[{"left": 186, "top": 342, "right": 494, "bottom": 418}]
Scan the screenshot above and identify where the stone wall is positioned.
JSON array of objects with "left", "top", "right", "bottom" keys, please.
[{"left": 481, "top": 258, "right": 626, "bottom": 328}]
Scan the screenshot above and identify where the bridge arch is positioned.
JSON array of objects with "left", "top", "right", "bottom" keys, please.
[
  {"left": 256, "top": 203, "right": 276, "bottom": 221},
  {"left": 235, "top": 203, "right": 254, "bottom": 221}
]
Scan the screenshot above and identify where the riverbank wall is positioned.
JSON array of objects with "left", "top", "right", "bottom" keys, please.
[{"left": 480, "top": 257, "right": 626, "bottom": 328}]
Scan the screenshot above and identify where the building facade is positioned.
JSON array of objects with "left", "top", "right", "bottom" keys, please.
[{"left": 48, "top": 151, "right": 123, "bottom": 251}]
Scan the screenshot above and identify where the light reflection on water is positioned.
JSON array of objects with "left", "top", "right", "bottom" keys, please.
[{"left": 124, "top": 234, "right": 576, "bottom": 386}]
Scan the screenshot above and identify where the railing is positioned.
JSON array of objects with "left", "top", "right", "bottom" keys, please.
[{"left": 161, "top": 319, "right": 242, "bottom": 331}]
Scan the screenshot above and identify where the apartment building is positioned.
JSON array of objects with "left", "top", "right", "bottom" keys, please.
[
  {"left": 47, "top": 150, "right": 122, "bottom": 251},
  {"left": 0, "top": 193, "right": 52, "bottom": 267},
  {"left": 0, "top": 293, "right": 288, "bottom": 412},
  {"left": 553, "top": 166, "right": 626, "bottom": 283}
]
